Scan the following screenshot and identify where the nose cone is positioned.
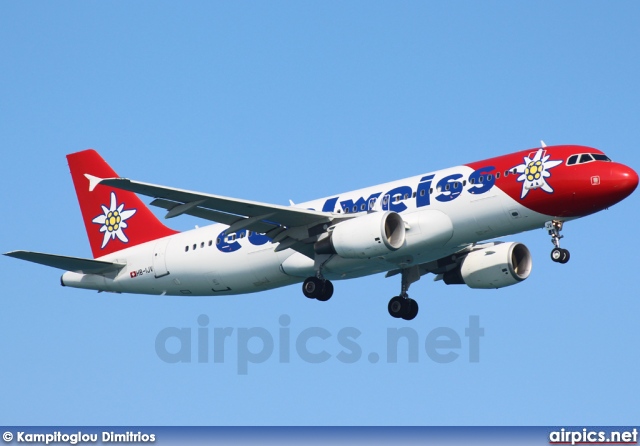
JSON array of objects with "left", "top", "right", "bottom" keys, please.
[
  {"left": 611, "top": 163, "right": 639, "bottom": 202},
  {"left": 574, "top": 162, "right": 638, "bottom": 216}
]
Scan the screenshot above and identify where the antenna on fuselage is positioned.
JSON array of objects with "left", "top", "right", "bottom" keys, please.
[{"left": 540, "top": 140, "right": 547, "bottom": 148}]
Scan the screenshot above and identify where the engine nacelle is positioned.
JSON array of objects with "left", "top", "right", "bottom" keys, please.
[
  {"left": 315, "top": 211, "right": 406, "bottom": 259},
  {"left": 443, "top": 242, "right": 532, "bottom": 289}
]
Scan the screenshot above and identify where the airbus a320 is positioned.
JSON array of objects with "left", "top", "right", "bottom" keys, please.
[{"left": 6, "top": 143, "right": 638, "bottom": 320}]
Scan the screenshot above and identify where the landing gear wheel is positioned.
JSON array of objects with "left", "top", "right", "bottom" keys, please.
[
  {"left": 316, "top": 280, "right": 334, "bottom": 302},
  {"left": 551, "top": 248, "right": 570, "bottom": 264},
  {"left": 550, "top": 247, "right": 563, "bottom": 263},
  {"left": 402, "top": 299, "right": 419, "bottom": 321},
  {"left": 388, "top": 296, "right": 419, "bottom": 319},
  {"left": 303, "top": 277, "right": 334, "bottom": 301},
  {"left": 303, "top": 277, "right": 323, "bottom": 299},
  {"left": 388, "top": 267, "right": 422, "bottom": 320},
  {"left": 388, "top": 296, "right": 405, "bottom": 318}
]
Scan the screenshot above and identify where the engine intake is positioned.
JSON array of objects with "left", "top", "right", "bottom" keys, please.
[
  {"left": 443, "top": 242, "right": 532, "bottom": 289},
  {"left": 315, "top": 211, "right": 406, "bottom": 259}
]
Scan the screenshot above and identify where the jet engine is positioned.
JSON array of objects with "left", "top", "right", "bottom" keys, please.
[
  {"left": 443, "top": 242, "right": 532, "bottom": 289},
  {"left": 315, "top": 211, "right": 406, "bottom": 259}
]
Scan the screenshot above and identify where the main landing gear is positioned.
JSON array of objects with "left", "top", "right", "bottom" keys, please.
[
  {"left": 302, "top": 253, "right": 335, "bottom": 301},
  {"left": 302, "top": 275, "right": 334, "bottom": 301},
  {"left": 387, "top": 266, "right": 420, "bottom": 320},
  {"left": 302, "top": 256, "right": 423, "bottom": 320},
  {"left": 546, "top": 220, "right": 570, "bottom": 264}
]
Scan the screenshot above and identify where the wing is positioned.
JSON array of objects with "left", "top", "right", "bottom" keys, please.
[
  {"left": 4, "top": 251, "right": 126, "bottom": 274},
  {"left": 98, "top": 177, "right": 347, "bottom": 257}
]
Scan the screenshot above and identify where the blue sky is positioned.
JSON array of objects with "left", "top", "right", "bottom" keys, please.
[{"left": 1, "top": 1, "right": 639, "bottom": 426}]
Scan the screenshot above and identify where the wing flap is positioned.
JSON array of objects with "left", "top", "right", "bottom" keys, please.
[{"left": 4, "top": 251, "right": 126, "bottom": 274}]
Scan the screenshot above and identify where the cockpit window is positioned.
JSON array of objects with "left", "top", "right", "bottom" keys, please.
[
  {"left": 593, "top": 154, "right": 611, "bottom": 162},
  {"left": 567, "top": 155, "right": 579, "bottom": 166},
  {"left": 567, "top": 153, "right": 612, "bottom": 166},
  {"left": 579, "top": 154, "right": 594, "bottom": 164}
]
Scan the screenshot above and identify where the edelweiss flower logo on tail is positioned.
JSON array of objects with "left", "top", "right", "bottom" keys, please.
[
  {"left": 92, "top": 192, "right": 137, "bottom": 249},
  {"left": 513, "top": 149, "right": 563, "bottom": 199}
]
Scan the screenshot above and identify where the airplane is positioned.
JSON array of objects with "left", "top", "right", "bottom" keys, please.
[{"left": 5, "top": 143, "right": 638, "bottom": 320}]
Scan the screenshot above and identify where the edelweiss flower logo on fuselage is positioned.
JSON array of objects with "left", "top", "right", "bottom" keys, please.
[
  {"left": 512, "top": 149, "right": 563, "bottom": 199},
  {"left": 92, "top": 192, "right": 137, "bottom": 249}
]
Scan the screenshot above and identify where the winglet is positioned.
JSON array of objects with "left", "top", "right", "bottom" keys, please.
[
  {"left": 540, "top": 140, "right": 547, "bottom": 148},
  {"left": 84, "top": 173, "right": 103, "bottom": 192}
]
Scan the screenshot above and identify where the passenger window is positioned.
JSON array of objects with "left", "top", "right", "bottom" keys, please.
[
  {"left": 201, "top": 242, "right": 204, "bottom": 248},
  {"left": 208, "top": 240, "right": 212, "bottom": 246},
  {"left": 567, "top": 155, "right": 579, "bottom": 165},
  {"left": 420, "top": 190, "right": 425, "bottom": 197},
  {"left": 185, "top": 246, "right": 189, "bottom": 252},
  {"left": 192, "top": 244, "right": 196, "bottom": 250},
  {"left": 445, "top": 184, "right": 450, "bottom": 191}
]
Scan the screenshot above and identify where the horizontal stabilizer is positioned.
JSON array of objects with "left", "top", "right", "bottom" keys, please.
[{"left": 4, "top": 250, "right": 126, "bottom": 274}]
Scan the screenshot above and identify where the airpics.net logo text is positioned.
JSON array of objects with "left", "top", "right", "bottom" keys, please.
[{"left": 155, "top": 315, "right": 484, "bottom": 374}]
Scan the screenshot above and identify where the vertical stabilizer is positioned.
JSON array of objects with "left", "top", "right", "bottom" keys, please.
[{"left": 67, "top": 149, "right": 178, "bottom": 258}]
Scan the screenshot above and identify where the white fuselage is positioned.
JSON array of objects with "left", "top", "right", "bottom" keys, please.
[{"left": 62, "top": 164, "right": 552, "bottom": 295}]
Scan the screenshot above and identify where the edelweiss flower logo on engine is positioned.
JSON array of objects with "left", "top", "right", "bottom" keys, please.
[
  {"left": 512, "top": 149, "right": 562, "bottom": 199},
  {"left": 92, "top": 192, "right": 137, "bottom": 248}
]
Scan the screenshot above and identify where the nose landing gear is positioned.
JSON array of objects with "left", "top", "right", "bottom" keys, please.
[{"left": 546, "top": 220, "right": 570, "bottom": 264}]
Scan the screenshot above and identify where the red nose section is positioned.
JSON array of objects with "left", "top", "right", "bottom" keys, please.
[
  {"left": 597, "top": 163, "right": 639, "bottom": 211},
  {"left": 550, "top": 161, "right": 637, "bottom": 218},
  {"left": 613, "top": 164, "right": 639, "bottom": 200}
]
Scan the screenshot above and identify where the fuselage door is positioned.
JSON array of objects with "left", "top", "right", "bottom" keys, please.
[{"left": 152, "top": 237, "right": 171, "bottom": 278}]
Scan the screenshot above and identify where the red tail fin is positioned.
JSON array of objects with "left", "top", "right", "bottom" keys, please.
[{"left": 67, "top": 149, "right": 178, "bottom": 258}]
